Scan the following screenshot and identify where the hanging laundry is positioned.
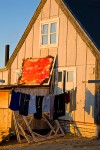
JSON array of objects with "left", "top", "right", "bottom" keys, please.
[
  {"left": 53, "top": 93, "right": 65, "bottom": 120},
  {"left": 42, "top": 95, "right": 50, "bottom": 113},
  {"left": 19, "top": 93, "right": 30, "bottom": 116},
  {"left": 9, "top": 90, "right": 20, "bottom": 111},
  {"left": 64, "top": 91, "right": 70, "bottom": 104},
  {"left": 49, "top": 95, "right": 55, "bottom": 120},
  {"left": 34, "top": 96, "right": 43, "bottom": 119},
  {"left": 58, "top": 93, "right": 66, "bottom": 116},
  {"left": 28, "top": 95, "right": 36, "bottom": 114},
  {"left": 9, "top": 89, "right": 68, "bottom": 121}
]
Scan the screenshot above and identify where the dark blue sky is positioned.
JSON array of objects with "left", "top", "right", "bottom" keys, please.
[
  {"left": 0, "top": 0, "right": 41, "bottom": 68},
  {"left": 64, "top": 0, "right": 100, "bottom": 50}
]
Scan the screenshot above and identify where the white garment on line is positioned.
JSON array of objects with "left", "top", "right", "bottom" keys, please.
[{"left": 28, "top": 95, "right": 36, "bottom": 114}]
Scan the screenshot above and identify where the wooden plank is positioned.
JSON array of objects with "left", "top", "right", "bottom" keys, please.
[
  {"left": 58, "top": 14, "right": 67, "bottom": 66},
  {"left": 23, "top": 116, "right": 50, "bottom": 140},
  {"left": 0, "top": 91, "right": 9, "bottom": 108},
  {"left": 22, "top": 116, "right": 37, "bottom": 142},
  {"left": 17, "top": 120, "right": 32, "bottom": 144},
  {"left": 0, "top": 109, "right": 12, "bottom": 129},
  {"left": 54, "top": 120, "right": 65, "bottom": 136},
  {"left": 13, "top": 112, "right": 21, "bottom": 144},
  {"left": 42, "top": 0, "right": 50, "bottom": 19},
  {"left": 43, "top": 113, "right": 64, "bottom": 137}
]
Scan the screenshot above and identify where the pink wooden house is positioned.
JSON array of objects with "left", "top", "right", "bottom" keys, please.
[{"left": 0, "top": 0, "right": 100, "bottom": 138}]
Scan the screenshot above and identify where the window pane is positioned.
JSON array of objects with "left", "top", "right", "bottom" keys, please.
[
  {"left": 58, "top": 72, "right": 62, "bottom": 82},
  {"left": 50, "top": 23, "right": 57, "bottom": 33},
  {"left": 42, "top": 24, "right": 48, "bottom": 34},
  {"left": 50, "top": 34, "right": 56, "bottom": 44},
  {"left": 42, "top": 35, "right": 48, "bottom": 45},
  {"left": 67, "top": 71, "right": 74, "bottom": 82}
]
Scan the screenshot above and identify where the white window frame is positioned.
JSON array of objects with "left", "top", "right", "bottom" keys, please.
[
  {"left": 40, "top": 18, "right": 59, "bottom": 48},
  {"left": 55, "top": 67, "right": 76, "bottom": 89}
]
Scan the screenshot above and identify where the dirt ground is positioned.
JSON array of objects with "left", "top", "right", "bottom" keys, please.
[{"left": 0, "top": 135, "right": 100, "bottom": 150}]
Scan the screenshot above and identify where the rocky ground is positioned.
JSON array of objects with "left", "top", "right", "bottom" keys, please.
[{"left": 0, "top": 134, "right": 100, "bottom": 150}]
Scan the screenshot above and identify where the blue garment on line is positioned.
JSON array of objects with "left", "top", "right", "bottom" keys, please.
[{"left": 9, "top": 90, "right": 20, "bottom": 111}]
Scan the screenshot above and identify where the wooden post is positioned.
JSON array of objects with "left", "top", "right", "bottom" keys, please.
[{"left": 12, "top": 112, "right": 21, "bottom": 143}]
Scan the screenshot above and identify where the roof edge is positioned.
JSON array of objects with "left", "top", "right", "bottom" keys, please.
[{"left": 0, "top": 67, "right": 8, "bottom": 72}]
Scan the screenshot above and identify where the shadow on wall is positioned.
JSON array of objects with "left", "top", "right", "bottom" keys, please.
[
  {"left": 70, "top": 88, "right": 77, "bottom": 112},
  {"left": 85, "top": 88, "right": 95, "bottom": 118}
]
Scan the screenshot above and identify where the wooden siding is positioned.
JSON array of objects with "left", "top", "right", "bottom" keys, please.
[
  {"left": 76, "top": 34, "right": 87, "bottom": 65},
  {"left": 75, "top": 66, "right": 86, "bottom": 122},
  {"left": 25, "top": 29, "right": 33, "bottom": 58},
  {"left": 0, "top": 71, "right": 8, "bottom": 85},
  {"left": 33, "top": 19, "right": 41, "bottom": 57},
  {"left": 41, "top": 0, "right": 50, "bottom": 19},
  {"left": 0, "top": 91, "right": 10, "bottom": 108},
  {"left": 50, "top": 0, "right": 59, "bottom": 17},
  {"left": 49, "top": 47, "right": 57, "bottom": 58},
  {"left": 17, "top": 43, "right": 26, "bottom": 69},
  {"left": 40, "top": 48, "right": 49, "bottom": 57},
  {"left": 66, "top": 20, "right": 76, "bottom": 66},
  {"left": 11, "top": 56, "right": 18, "bottom": 84},
  {"left": 97, "top": 61, "right": 100, "bottom": 80},
  {"left": 0, "top": 109, "right": 12, "bottom": 130},
  {"left": 0, "top": 91, "right": 12, "bottom": 130},
  {"left": 87, "top": 47, "right": 96, "bottom": 65},
  {"left": 58, "top": 14, "right": 67, "bottom": 67}
]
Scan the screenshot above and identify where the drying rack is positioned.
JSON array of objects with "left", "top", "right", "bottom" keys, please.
[{"left": 13, "top": 111, "right": 65, "bottom": 144}]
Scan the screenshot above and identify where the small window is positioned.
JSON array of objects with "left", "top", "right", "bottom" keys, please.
[
  {"left": 67, "top": 71, "right": 74, "bottom": 82},
  {"left": 50, "top": 23, "right": 57, "bottom": 44},
  {"left": 58, "top": 72, "right": 62, "bottom": 82},
  {"left": 40, "top": 18, "right": 59, "bottom": 47},
  {"left": 41, "top": 24, "right": 48, "bottom": 45}
]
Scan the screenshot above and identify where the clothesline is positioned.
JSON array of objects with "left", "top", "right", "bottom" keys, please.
[{"left": 9, "top": 90, "right": 70, "bottom": 120}]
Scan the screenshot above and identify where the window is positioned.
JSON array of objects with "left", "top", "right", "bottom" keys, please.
[
  {"left": 41, "top": 24, "right": 48, "bottom": 45},
  {"left": 50, "top": 23, "right": 57, "bottom": 44},
  {"left": 58, "top": 71, "right": 74, "bottom": 83},
  {"left": 67, "top": 71, "right": 74, "bottom": 82},
  {"left": 58, "top": 72, "right": 62, "bottom": 82},
  {"left": 55, "top": 67, "right": 76, "bottom": 92},
  {"left": 40, "top": 18, "right": 59, "bottom": 47}
]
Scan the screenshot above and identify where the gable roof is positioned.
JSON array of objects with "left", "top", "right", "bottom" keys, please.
[
  {"left": 1, "top": 0, "right": 100, "bottom": 71},
  {"left": 63, "top": 0, "right": 100, "bottom": 50}
]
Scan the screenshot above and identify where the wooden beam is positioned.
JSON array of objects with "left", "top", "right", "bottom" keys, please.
[{"left": 88, "top": 80, "right": 100, "bottom": 83}]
